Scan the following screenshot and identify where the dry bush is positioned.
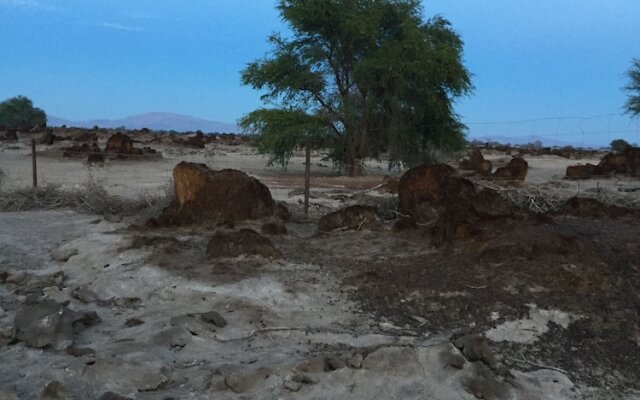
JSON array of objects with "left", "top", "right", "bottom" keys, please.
[{"left": 0, "top": 175, "right": 172, "bottom": 217}]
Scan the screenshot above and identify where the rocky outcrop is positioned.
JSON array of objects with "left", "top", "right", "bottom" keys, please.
[
  {"left": 150, "top": 162, "right": 282, "bottom": 226},
  {"left": 492, "top": 157, "right": 528, "bottom": 181}
]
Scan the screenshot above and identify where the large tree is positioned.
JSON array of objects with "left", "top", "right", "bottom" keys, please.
[
  {"left": 241, "top": 0, "right": 473, "bottom": 176},
  {"left": 0, "top": 95, "right": 47, "bottom": 131},
  {"left": 625, "top": 58, "right": 640, "bottom": 117}
]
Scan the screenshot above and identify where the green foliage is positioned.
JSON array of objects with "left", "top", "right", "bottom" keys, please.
[
  {"left": 239, "top": 108, "right": 330, "bottom": 166},
  {"left": 241, "top": 0, "right": 472, "bottom": 175},
  {"left": 610, "top": 138, "right": 630, "bottom": 153},
  {"left": 0, "top": 95, "right": 47, "bottom": 130},
  {"left": 625, "top": 58, "right": 640, "bottom": 117}
]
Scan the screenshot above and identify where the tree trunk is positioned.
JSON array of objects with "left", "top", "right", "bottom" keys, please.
[{"left": 349, "top": 159, "right": 363, "bottom": 177}]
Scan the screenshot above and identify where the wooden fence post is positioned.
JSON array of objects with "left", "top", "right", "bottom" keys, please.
[
  {"left": 304, "top": 140, "right": 311, "bottom": 216},
  {"left": 31, "top": 138, "right": 37, "bottom": 188}
]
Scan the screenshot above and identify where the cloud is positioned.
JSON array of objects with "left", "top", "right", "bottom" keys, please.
[{"left": 102, "top": 22, "right": 144, "bottom": 32}]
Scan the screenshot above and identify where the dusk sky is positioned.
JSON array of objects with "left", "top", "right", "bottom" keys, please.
[{"left": 1, "top": 0, "right": 639, "bottom": 145}]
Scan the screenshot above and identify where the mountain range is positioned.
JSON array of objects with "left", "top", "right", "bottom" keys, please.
[{"left": 47, "top": 112, "right": 240, "bottom": 133}]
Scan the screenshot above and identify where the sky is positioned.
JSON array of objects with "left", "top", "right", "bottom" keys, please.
[{"left": 1, "top": 0, "right": 639, "bottom": 146}]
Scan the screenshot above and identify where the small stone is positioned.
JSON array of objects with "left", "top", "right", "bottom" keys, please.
[
  {"left": 5, "top": 272, "right": 30, "bottom": 285},
  {"left": 201, "top": 311, "right": 227, "bottom": 328},
  {"left": 71, "top": 286, "right": 99, "bottom": 304},
  {"left": 99, "top": 392, "right": 134, "bottom": 400},
  {"left": 124, "top": 318, "right": 145, "bottom": 327},
  {"left": 291, "top": 374, "right": 316, "bottom": 384},
  {"left": 283, "top": 380, "right": 302, "bottom": 392},
  {"left": 224, "top": 368, "right": 271, "bottom": 394},
  {"left": 50, "top": 246, "right": 78, "bottom": 263},
  {"left": 348, "top": 354, "right": 364, "bottom": 369},
  {"left": 37, "top": 380, "right": 67, "bottom": 400},
  {"left": 208, "top": 374, "right": 227, "bottom": 392},
  {"left": 296, "top": 357, "right": 325, "bottom": 373},
  {"left": 447, "top": 354, "right": 467, "bottom": 369},
  {"left": 324, "top": 356, "right": 346, "bottom": 371},
  {"left": 66, "top": 345, "right": 96, "bottom": 357},
  {"left": 454, "top": 335, "right": 498, "bottom": 370},
  {"left": 0, "top": 323, "right": 15, "bottom": 347}
]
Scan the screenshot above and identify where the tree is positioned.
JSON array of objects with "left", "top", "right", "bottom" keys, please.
[
  {"left": 0, "top": 96, "right": 47, "bottom": 131},
  {"left": 241, "top": 0, "right": 473, "bottom": 176},
  {"left": 610, "top": 138, "right": 630, "bottom": 153},
  {"left": 625, "top": 58, "right": 640, "bottom": 117}
]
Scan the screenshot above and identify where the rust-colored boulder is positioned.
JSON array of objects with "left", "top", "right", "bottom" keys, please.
[
  {"left": 398, "top": 164, "right": 475, "bottom": 223},
  {"left": 206, "top": 229, "right": 281, "bottom": 259},
  {"left": 151, "top": 162, "right": 280, "bottom": 226},
  {"left": 565, "top": 163, "right": 600, "bottom": 179},
  {"left": 598, "top": 153, "right": 627, "bottom": 174},
  {"left": 317, "top": 205, "right": 380, "bottom": 232},
  {"left": 459, "top": 149, "right": 492, "bottom": 176},
  {"left": 493, "top": 157, "right": 528, "bottom": 181},
  {"left": 105, "top": 132, "right": 142, "bottom": 155}
]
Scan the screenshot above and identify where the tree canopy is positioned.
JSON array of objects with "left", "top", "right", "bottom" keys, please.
[
  {"left": 241, "top": 0, "right": 473, "bottom": 176},
  {"left": 625, "top": 58, "right": 640, "bottom": 117},
  {"left": 0, "top": 96, "right": 47, "bottom": 131}
]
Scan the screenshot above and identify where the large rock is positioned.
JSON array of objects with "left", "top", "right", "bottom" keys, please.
[
  {"left": 151, "top": 162, "right": 281, "bottom": 226},
  {"left": 492, "top": 156, "right": 528, "bottom": 181},
  {"left": 206, "top": 229, "right": 281, "bottom": 259},
  {"left": 460, "top": 149, "right": 492, "bottom": 176},
  {"left": 317, "top": 205, "right": 381, "bottom": 232},
  {"left": 565, "top": 163, "right": 600, "bottom": 179},
  {"left": 398, "top": 164, "right": 476, "bottom": 223},
  {"left": 105, "top": 132, "right": 142, "bottom": 155},
  {"left": 398, "top": 164, "right": 516, "bottom": 245}
]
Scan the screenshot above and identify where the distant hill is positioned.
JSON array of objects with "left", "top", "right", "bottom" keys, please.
[{"left": 48, "top": 112, "right": 240, "bottom": 134}]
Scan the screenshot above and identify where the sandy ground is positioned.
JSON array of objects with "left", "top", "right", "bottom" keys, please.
[{"left": 1, "top": 138, "right": 640, "bottom": 399}]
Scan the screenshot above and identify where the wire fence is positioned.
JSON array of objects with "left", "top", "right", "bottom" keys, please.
[{"left": 0, "top": 114, "right": 639, "bottom": 211}]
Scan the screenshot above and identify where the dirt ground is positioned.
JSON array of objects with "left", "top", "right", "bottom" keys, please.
[{"left": 1, "top": 135, "right": 640, "bottom": 399}]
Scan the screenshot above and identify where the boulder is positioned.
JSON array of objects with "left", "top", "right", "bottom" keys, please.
[
  {"left": 206, "top": 229, "right": 281, "bottom": 259},
  {"left": 398, "top": 164, "right": 475, "bottom": 223},
  {"left": 460, "top": 149, "right": 492, "bottom": 176},
  {"left": 105, "top": 132, "right": 142, "bottom": 155},
  {"left": 150, "top": 162, "right": 281, "bottom": 226},
  {"left": 566, "top": 163, "right": 600, "bottom": 179},
  {"left": 317, "top": 205, "right": 381, "bottom": 232},
  {"left": 493, "top": 157, "right": 528, "bottom": 180}
]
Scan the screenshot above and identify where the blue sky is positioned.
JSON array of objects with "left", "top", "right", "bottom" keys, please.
[{"left": 1, "top": 0, "right": 639, "bottom": 145}]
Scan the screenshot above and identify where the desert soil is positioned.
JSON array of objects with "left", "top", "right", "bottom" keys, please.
[{"left": 1, "top": 136, "right": 639, "bottom": 399}]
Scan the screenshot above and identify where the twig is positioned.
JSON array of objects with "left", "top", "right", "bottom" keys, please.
[
  {"left": 212, "top": 326, "right": 308, "bottom": 343},
  {"left": 519, "top": 353, "right": 568, "bottom": 374}
]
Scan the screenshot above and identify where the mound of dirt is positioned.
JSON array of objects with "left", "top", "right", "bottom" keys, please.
[
  {"left": 459, "top": 149, "right": 492, "bottom": 176},
  {"left": 105, "top": 132, "right": 143, "bottom": 155},
  {"left": 318, "top": 205, "right": 381, "bottom": 232},
  {"left": 558, "top": 197, "right": 637, "bottom": 218},
  {"left": 174, "top": 131, "right": 205, "bottom": 148},
  {"left": 206, "top": 229, "right": 281, "bottom": 259},
  {"left": 566, "top": 146, "right": 640, "bottom": 178},
  {"left": 398, "top": 164, "right": 518, "bottom": 245},
  {"left": 398, "top": 164, "right": 476, "bottom": 223},
  {"left": 150, "top": 162, "right": 281, "bottom": 226},
  {"left": 492, "top": 157, "right": 528, "bottom": 181}
]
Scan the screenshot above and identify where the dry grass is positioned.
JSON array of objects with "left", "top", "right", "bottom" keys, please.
[
  {"left": 0, "top": 176, "right": 172, "bottom": 216},
  {"left": 478, "top": 180, "right": 640, "bottom": 213}
]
